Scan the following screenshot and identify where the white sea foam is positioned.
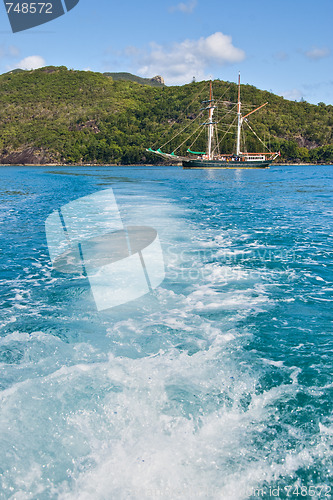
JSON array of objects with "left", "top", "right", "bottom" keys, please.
[
  {"left": 2, "top": 319, "right": 321, "bottom": 500},
  {"left": 1, "top": 170, "right": 331, "bottom": 499}
]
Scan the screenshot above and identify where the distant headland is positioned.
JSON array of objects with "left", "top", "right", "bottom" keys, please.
[{"left": 0, "top": 66, "right": 332, "bottom": 166}]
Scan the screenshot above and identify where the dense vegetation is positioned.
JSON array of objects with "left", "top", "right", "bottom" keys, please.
[
  {"left": 0, "top": 66, "right": 332, "bottom": 165},
  {"left": 103, "top": 72, "right": 164, "bottom": 87}
]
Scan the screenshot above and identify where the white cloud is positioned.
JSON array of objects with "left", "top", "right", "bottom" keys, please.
[
  {"left": 134, "top": 32, "right": 245, "bottom": 84},
  {"left": 0, "top": 44, "right": 20, "bottom": 60},
  {"left": 281, "top": 88, "right": 303, "bottom": 101},
  {"left": 274, "top": 51, "right": 288, "bottom": 61},
  {"left": 305, "top": 47, "right": 330, "bottom": 60},
  {"left": 8, "top": 46, "right": 20, "bottom": 57},
  {"left": 169, "top": 0, "right": 197, "bottom": 14},
  {"left": 15, "top": 55, "right": 45, "bottom": 70}
]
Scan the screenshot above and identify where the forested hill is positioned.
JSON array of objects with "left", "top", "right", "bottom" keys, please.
[{"left": 0, "top": 66, "right": 332, "bottom": 165}]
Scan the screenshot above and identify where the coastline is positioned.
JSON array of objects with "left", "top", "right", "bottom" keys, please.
[{"left": 1, "top": 162, "right": 332, "bottom": 167}]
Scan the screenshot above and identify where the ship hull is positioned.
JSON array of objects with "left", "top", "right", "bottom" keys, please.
[{"left": 182, "top": 159, "right": 271, "bottom": 169}]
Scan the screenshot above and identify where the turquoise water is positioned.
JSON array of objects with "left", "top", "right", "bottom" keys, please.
[{"left": 0, "top": 165, "right": 332, "bottom": 499}]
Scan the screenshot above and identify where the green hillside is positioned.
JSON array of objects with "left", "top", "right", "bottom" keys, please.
[
  {"left": 103, "top": 72, "right": 165, "bottom": 87},
  {"left": 0, "top": 66, "right": 332, "bottom": 165}
]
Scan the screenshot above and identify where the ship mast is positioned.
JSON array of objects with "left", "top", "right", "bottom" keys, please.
[
  {"left": 207, "top": 81, "right": 214, "bottom": 160},
  {"left": 236, "top": 72, "right": 242, "bottom": 156}
]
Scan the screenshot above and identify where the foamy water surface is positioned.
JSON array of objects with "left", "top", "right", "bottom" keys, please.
[{"left": 0, "top": 165, "right": 332, "bottom": 499}]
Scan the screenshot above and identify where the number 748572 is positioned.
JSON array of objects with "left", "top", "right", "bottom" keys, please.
[{"left": 5, "top": 3, "right": 53, "bottom": 14}]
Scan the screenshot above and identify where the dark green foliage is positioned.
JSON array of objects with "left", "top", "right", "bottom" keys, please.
[
  {"left": 0, "top": 66, "right": 332, "bottom": 165},
  {"left": 103, "top": 72, "right": 164, "bottom": 87}
]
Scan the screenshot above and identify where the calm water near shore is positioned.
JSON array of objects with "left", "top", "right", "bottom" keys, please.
[{"left": 0, "top": 165, "right": 332, "bottom": 499}]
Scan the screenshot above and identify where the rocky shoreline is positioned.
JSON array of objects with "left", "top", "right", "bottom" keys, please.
[
  {"left": 1, "top": 162, "right": 332, "bottom": 167},
  {"left": 0, "top": 148, "right": 331, "bottom": 167}
]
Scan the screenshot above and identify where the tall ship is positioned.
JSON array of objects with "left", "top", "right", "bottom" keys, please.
[{"left": 147, "top": 75, "right": 280, "bottom": 169}]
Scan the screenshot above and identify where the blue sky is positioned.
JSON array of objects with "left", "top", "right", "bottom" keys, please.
[{"left": 0, "top": 0, "right": 332, "bottom": 104}]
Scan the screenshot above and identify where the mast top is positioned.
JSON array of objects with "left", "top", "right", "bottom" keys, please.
[{"left": 237, "top": 72, "right": 241, "bottom": 113}]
